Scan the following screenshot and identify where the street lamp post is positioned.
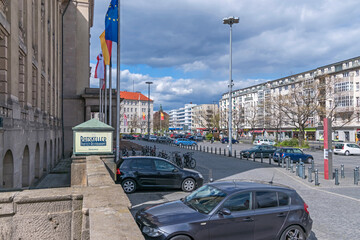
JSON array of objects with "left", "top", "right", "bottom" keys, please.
[
  {"left": 223, "top": 16, "right": 239, "bottom": 157},
  {"left": 145, "top": 82, "right": 153, "bottom": 140}
]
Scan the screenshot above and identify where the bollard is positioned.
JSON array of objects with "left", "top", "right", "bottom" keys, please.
[
  {"left": 315, "top": 169, "right": 319, "bottom": 186},
  {"left": 224, "top": 148, "right": 226, "bottom": 156},
  {"left": 215, "top": 147, "right": 217, "bottom": 155},
  {"left": 311, "top": 159, "right": 315, "bottom": 173},
  {"left": 211, "top": 147, "right": 213, "bottom": 154},
  {"left": 301, "top": 163, "right": 306, "bottom": 179},
  {"left": 234, "top": 150, "right": 236, "bottom": 158},
  {"left": 196, "top": 145, "right": 198, "bottom": 151},
  {"left": 260, "top": 153, "right": 263, "bottom": 163},
  {"left": 253, "top": 153, "right": 256, "bottom": 162},
  {"left": 341, "top": 164, "right": 345, "bottom": 178},
  {"left": 286, "top": 158, "right": 290, "bottom": 170},
  {"left": 246, "top": 153, "right": 249, "bottom": 161},
  {"left": 281, "top": 157, "right": 284, "bottom": 168},
  {"left": 296, "top": 163, "right": 299, "bottom": 176},
  {"left": 240, "top": 151, "right": 242, "bottom": 159},
  {"left": 335, "top": 169, "right": 339, "bottom": 185},
  {"left": 291, "top": 160, "right": 294, "bottom": 173},
  {"left": 268, "top": 154, "right": 272, "bottom": 164},
  {"left": 207, "top": 146, "right": 209, "bottom": 153},
  {"left": 308, "top": 167, "right": 312, "bottom": 182},
  {"left": 355, "top": 167, "right": 359, "bottom": 185}
]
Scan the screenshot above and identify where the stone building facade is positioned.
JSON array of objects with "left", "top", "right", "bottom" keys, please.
[{"left": 0, "top": 0, "right": 93, "bottom": 189}]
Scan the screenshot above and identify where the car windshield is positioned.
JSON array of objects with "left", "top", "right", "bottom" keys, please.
[
  {"left": 251, "top": 146, "right": 261, "bottom": 149},
  {"left": 184, "top": 185, "right": 227, "bottom": 214}
]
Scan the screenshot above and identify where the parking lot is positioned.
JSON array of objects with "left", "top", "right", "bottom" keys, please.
[{"left": 124, "top": 139, "right": 360, "bottom": 240}]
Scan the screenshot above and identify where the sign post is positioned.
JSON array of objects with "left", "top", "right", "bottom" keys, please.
[{"left": 323, "top": 118, "right": 333, "bottom": 179}]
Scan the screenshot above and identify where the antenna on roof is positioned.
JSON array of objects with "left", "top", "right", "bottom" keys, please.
[{"left": 269, "top": 172, "right": 275, "bottom": 185}]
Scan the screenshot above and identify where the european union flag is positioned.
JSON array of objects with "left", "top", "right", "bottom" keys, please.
[{"left": 105, "top": 0, "right": 118, "bottom": 42}]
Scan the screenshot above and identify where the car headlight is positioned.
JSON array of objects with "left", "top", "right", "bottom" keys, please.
[
  {"left": 142, "top": 226, "right": 163, "bottom": 237},
  {"left": 198, "top": 173, "right": 203, "bottom": 179}
]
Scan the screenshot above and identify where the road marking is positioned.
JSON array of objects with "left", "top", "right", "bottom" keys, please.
[{"left": 275, "top": 168, "right": 360, "bottom": 203}]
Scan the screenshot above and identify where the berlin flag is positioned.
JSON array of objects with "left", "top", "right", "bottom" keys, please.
[{"left": 94, "top": 53, "right": 105, "bottom": 79}]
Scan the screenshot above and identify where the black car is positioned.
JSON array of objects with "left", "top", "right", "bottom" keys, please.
[
  {"left": 122, "top": 134, "right": 135, "bottom": 140},
  {"left": 240, "top": 145, "right": 277, "bottom": 158},
  {"left": 157, "top": 136, "right": 173, "bottom": 143},
  {"left": 221, "top": 137, "right": 239, "bottom": 144},
  {"left": 117, "top": 156, "right": 204, "bottom": 193},
  {"left": 136, "top": 180, "right": 312, "bottom": 240}
]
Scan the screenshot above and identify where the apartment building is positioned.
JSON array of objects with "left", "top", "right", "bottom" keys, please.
[
  {"left": 120, "top": 91, "right": 153, "bottom": 134},
  {"left": 0, "top": 0, "right": 93, "bottom": 189},
  {"left": 220, "top": 56, "right": 360, "bottom": 142},
  {"left": 169, "top": 103, "right": 196, "bottom": 131},
  {"left": 192, "top": 104, "right": 219, "bottom": 132}
]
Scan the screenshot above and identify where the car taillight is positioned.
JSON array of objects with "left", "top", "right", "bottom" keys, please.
[
  {"left": 258, "top": 140, "right": 260, "bottom": 143},
  {"left": 342, "top": 145, "right": 344, "bottom": 149},
  {"left": 116, "top": 168, "right": 121, "bottom": 175},
  {"left": 282, "top": 153, "right": 284, "bottom": 157},
  {"left": 304, "top": 203, "right": 309, "bottom": 214}
]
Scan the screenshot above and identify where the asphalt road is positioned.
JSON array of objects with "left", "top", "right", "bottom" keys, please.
[{"left": 124, "top": 140, "right": 360, "bottom": 240}]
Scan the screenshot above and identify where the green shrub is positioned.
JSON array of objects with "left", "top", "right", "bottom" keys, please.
[{"left": 205, "top": 133, "right": 213, "bottom": 140}]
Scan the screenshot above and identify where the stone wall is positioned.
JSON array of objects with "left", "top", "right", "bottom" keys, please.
[{"left": 0, "top": 155, "right": 144, "bottom": 240}]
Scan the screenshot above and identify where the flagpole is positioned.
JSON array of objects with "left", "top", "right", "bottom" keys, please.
[
  {"left": 104, "top": 65, "right": 108, "bottom": 124},
  {"left": 109, "top": 59, "right": 112, "bottom": 126},
  {"left": 99, "top": 79, "right": 102, "bottom": 121},
  {"left": 115, "top": 0, "right": 121, "bottom": 163}
]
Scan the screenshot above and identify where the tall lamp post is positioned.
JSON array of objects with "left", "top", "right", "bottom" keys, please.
[
  {"left": 223, "top": 16, "right": 239, "bottom": 157},
  {"left": 145, "top": 82, "right": 153, "bottom": 140}
]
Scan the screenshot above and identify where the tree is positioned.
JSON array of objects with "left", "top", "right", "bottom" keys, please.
[
  {"left": 244, "top": 102, "right": 259, "bottom": 141},
  {"left": 233, "top": 106, "right": 245, "bottom": 139},
  {"left": 277, "top": 78, "right": 320, "bottom": 146},
  {"left": 153, "top": 111, "right": 169, "bottom": 134},
  {"left": 128, "top": 114, "right": 140, "bottom": 133}
]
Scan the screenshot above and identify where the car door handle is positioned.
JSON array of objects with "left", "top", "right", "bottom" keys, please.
[
  {"left": 277, "top": 213, "right": 286, "bottom": 217},
  {"left": 243, "top": 217, "right": 254, "bottom": 222}
]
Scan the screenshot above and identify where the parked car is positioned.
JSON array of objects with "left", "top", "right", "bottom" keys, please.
[
  {"left": 221, "top": 137, "right": 239, "bottom": 144},
  {"left": 157, "top": 136, "right": 172, "bottom": 143},
  {"left": 174, "top": 138, "right": 197, "bottom": 146},
  {"left": 135, "top": 180, "right": 312, "bottom": 240},
  {"left": 193, "top": 135, "right": 204, "bottom": 141},
  {"left": 334, "top": 142, "right": 360, "bottom": 156},
  {"left": 253, "top": 138, "right": 276, "bottom": 145},
  {"left": 148, "top": 135, "right": 158, "bottom": 142},
  {"left": 117, "top": 156, "right": 204, "bottom": 193},
  {"left": 273, "top": 147, "right": 314, "bottom": 163},
  {"left": 122, "top": 134, "right": 135, "bottom": 140},
  {"left": 240, "top": 145, "right": 277, "bottom": 158}
]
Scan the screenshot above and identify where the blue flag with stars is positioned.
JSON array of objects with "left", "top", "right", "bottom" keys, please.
[{"left": 105, "top": 0, "right": 118, "bottom": 43}]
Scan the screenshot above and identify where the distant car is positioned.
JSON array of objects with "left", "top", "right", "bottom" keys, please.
[
  {"left": 148, "top": 135, "right": 158, "bottom": 142},
  {"left": 253, "top": 138, "right": 276, "bottom": 145},
  {"left": 273, "top": 147, "right": 314, "bottom": 163},
  {"left": 122, "top": 134, "right": 135, "bottom": 140},
  {"left": 334, "top": 143, "right": 360, "bottom": 156},
  {"left": 193, "top": 135, "right": 204, "bottom": 141},
  {"left": 157, "top": 136, "right": 172, "bottom": 143},
  {"left": 117, "top": 156, "right": 204, "bottom": 193},
  {"left": 221, "top": 137, "right": 239, "bottom": 144},
  {"left": 135, "top": 180, "right": 312, "bottom": 240},
  {"left": 240, "top": 145, "right": 277, "bottom": 158},
  {"left": 174, "top": 138, "right": 197, "bottom": 146}
]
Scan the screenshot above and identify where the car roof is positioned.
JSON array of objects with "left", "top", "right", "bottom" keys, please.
[{"left": 208, "top": 180, "right": 294, "bottom": 194}]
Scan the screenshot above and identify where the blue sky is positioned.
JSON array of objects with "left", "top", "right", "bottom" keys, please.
[{"left": 90, "top": 0, "right": 360, "bottom": 112}]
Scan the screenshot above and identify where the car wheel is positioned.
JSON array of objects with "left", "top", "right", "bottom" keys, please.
[
  {"left": 345, "top": 150, "right": 350, "bottom": 156},
  {"left": 280, "top": 225, "right": 305, "bottom": 240},
  {"left": 306, "top": 157, "right": 313, "bottom": 164},
  {"left": 121, "top": 179, "right": 136, "bottom": 194},
  {"left": 182, "top": 178, "right": 196, "bottom": 192},
  {"left": 192, "top": 143, "right": 196, "bottom": 146},
  {"left": 170, "top": 235, "right": 191, "bottom": 240}
]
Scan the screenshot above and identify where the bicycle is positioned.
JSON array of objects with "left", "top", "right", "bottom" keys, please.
[
  {"left": 183, "top": 152, "right": 196, "bottom": 169},
  {"left": 171, "top": 151, "right": 183, "bottom": 168}
]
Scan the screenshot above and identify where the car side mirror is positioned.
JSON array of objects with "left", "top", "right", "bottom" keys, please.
[
  {"left": 173, "top": 168, "right": 179, "bottom": 173},
  {"left": 219, "top": 208, "right": 231, "bottom": 216}
]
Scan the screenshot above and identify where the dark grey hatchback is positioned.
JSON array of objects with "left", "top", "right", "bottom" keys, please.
[
  {"left": 117, "top": 156, "right": 204, "bottom": 193},
  {"left": 135, "top": 181, "right": 312, "bottom": 240}
]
